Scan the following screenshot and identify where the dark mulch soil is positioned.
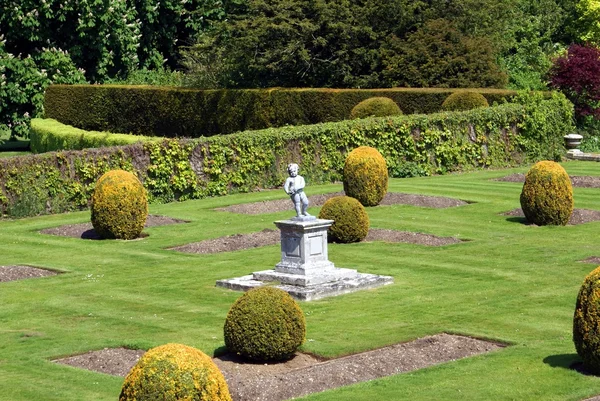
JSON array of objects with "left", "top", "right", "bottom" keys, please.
[
  {"left": 168, "top": 192, "right": 464, "bottom": 253},
  {"left": 53, "top": 348, "right": 146, "bottom": 377},
  {"left": 0, "top": 265, "right": 58, "bottom": 282},
  {"left": 39, "top": 215, "right": 188, "bottom": 239},
  {"left": 496, "top": 173, "right": 600, "bottom": 188},
  {"left": 580, "top": 256, "right": 600, "bottom": 264},
  {"left": 216, "top": 191, "right": 468, "bottom": 215},
  {"left": 169, "top": 227, "right": 460, "bottom": 254},
  {"left": 502, "top": 208, "right": 600, "bottom": 225},
  {"left": 53, "top": 333, "right": 504, "bottom": 401}
]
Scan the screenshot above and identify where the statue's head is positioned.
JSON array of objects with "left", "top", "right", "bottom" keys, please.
[{"left": 287, "top": 163, "right": 299, "bottom": 177}]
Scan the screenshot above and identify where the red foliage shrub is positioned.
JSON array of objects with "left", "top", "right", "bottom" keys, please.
[{"left": 549, "top": 44, "right": 600, "bottom": 121}]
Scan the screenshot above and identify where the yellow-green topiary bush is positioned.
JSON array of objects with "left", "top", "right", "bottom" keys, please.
[
  {"left": 119, "top": 343, "right": 232, "bottom": 401},
  {"left": 343, "top": 146, "right": 388, "bottom": 206},
  {"left": 441, "top": 91, "right": 489, "bottom": 111},
  {"left": 91, "top": 169, "right": 148, "bottom": 239},
  {"left": 224, "top": 287, "right": 305, "bottom": 361},
  {"left": 349, "top": 97, "right": 403, "bottom": 119},
  {"left": 318, "top": 195, "right": 370, "bottom": 243},
  {"left": 519, "top": 160, "right": 573, "bottom": 226},
  {"left": 574, "top": 266, "right": 600, "bottom": 374}
]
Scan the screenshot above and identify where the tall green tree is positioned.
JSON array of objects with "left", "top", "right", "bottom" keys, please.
[
  {"left": 0, "top": 0, "right": 226, "bottom": 138},
  {"left": 380, "top": 19, "right": 507, "bottom": 88}
]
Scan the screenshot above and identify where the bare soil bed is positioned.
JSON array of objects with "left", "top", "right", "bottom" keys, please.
[
  {"left": 0, "top": 265, "right": 59, "bottom": 282},
  {"left": 54, "top": 333, "right": 504, "bottom": 401},
  {"left": 496, "top": 173, "right": 600, "bottom": 188},
  {"left": 216, "top": 191, "right": 468, "bottom": 215},
  {"left": 169, "top": 228, "right": 460, "bottom": 254},
  {"left": 39, "top": 215, "right": 188, "bottom": 239},
  {"left": 502, "top": 208, "right": 600, "bottom": 225}
]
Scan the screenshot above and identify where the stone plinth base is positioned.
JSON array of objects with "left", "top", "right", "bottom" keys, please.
[
  {"left": 215, "top": 217, "right": 393, "bottom": 300},
  {"left": 253, "top": 267, "right": 358, "bottom": 286},
  {"left": 216, "top": 272, "right": 393, "bottom": 301}
]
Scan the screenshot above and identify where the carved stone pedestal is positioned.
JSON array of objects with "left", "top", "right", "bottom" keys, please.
[{"left": 216, "top": 218, "right": 393, "bottom": 301}]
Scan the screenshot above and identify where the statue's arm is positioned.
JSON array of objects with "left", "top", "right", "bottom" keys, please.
[
  {"left": 284, "top": 178, "right": 294, "bottom": 194},
  {"left": 296, "top": 176, "right": 306, "bottom": 190}
]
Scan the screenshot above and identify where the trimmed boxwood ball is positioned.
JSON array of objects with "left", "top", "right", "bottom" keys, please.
[
  {"left": 224, "top": 287, "right": 305, "bottom": 361},
  {"left": 519, "top": 160, "right": 573, "bottom": 226},
  {"left": 350, "top": 97, "right": 403, "bottom": 119},
  {"left": 343, "top": 146, "right": 388, "bottom": 206},
  {"left": 119, "top": 343, "right": 232, "bottom": 401},
  {"left": 91, "top": 169, "right": 148, "bottom": 239},
  {"left": 441, "top": 91, "right": 489, "bottom": 111},
  {"left": 574, "top": 266, "right": 600, "bottom": 374},
  {"left": 318, "top": 196, "right": 369, "bottom": 243}
]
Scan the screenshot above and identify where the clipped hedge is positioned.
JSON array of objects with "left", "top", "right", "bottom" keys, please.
[
  {"left": 91, "top": 169, "right": 148, "bottom": 239},
  {"left": 120, "top": 343, "right": 232, "bottom": 401},
  {"left": 318, "top": 196, "right": 370, "bottom": 243},
  {"left": 574, "top": 266, "right": 600, "bottom": 374},
  {"left": 44, "top": 85, "right": 517, "bottom": 137},
  {"left": 343, "top": 146, "right": 388, "bottom": 206},
  {"left": 4, "top": 94, "right": 572, "bottom": 218},
  {"left": 224, "top": 287, "right": 306, "bottom": 361},
  {"left": 520, "top": 161, "right": 573, "bottom": 226},
  {"left": 350, "top": 97, "right": 402, "bottom": 119},
  {"left": 30, "top": 118, "right": 157, "bottom": 153}
]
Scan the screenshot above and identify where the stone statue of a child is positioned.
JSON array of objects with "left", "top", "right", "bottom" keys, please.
[{"left": 284, "top": 163, "right": 312, "bottom": 219}]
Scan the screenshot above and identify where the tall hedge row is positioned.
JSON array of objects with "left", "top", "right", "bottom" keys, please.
[
  {"left": 8, "top": 94, "right": 572, "bottom": 218},
  {"left": 44, "top": 85, "right": 517, "bottom": 137}
]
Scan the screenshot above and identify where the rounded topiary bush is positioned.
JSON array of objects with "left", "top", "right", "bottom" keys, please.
[
  {"left": 119, "top": 343, "right": 232, "bottom": 401},
  {"left": 91, "top": 169, "right": 148, "bottom": 239},
  {"left": 343, "top": 146, "right": 388, "bottom": 207},
  {"left": 350, "top": 97, "right": 403, "bottom": 120},
  {"left": 224, "top": 287, "right": 305, "bottom": 361},
  {"left": 574, "top": 266, "right": 600, "bottom": 374},
  {"left": 318, "top": 196, "right": 369, "bottom": 243},
  {"left": 441, "top": 91, "right": 489, "bottom": 111},
  {"left": 519, "top": 160, "right": 573, "bottom": 226}
]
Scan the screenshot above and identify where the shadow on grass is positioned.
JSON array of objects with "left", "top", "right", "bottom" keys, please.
[
  {"left": 505, "top": 216, "right": 529, "bottom": 224},
  {"left": 0, "top": 138, "right": 30, "bottom": 152},
  {"left": 542, "top": 353, "right": 600, "bottom": 376}
]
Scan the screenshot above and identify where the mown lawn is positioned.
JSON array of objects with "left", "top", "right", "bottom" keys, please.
[{"left": 1, "top": 161, "right": 600, "bottom": 400}]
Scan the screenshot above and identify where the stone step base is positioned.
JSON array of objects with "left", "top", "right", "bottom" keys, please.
[
  {"left": 216, "top": 272, "right": 393, "bottom": 301},
  {"left": 253, "top": 267, "right": 357, "bottom": 286}
]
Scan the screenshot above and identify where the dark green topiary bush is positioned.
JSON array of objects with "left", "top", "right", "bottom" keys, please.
[
  {"left": 519, "top": 160, "right": 573, "bottom": 226},
  {"left": 574, "top": 266, "right": 600, "bottom": 374},
  {"left": 349, "top": 97, "right": 403, "bottom": 120},
  {"left": 91, "top": 169, "right": 148, "bottom": 239},
  {"left": 343, "top": 146, "right": 388, "bottom": 206},
  {"left": 442, "top": 91, "right": 489, "bottom": 111},
  {"left": 318, "top": 196, "right": 370, "bottom": 243},
  {"left": 224, "top": 287, "right": 305, "bottom": 361},
  {"left": 120, "top": 343, "right": 232, "bottom": 401}
]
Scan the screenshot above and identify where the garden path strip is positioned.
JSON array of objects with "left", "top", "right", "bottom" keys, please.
[{"left": 53, "top": 333, "right": 505, "bottom": 401}]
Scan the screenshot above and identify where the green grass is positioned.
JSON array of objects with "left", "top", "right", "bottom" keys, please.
[{"left": 2, "top": 161, "right": 600, "bottom": 400}]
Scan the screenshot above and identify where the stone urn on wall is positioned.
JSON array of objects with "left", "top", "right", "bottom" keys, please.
[{"left": 564, "top": 133, "right": 583, "bottom": 155}]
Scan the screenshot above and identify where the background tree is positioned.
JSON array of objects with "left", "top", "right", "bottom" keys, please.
[
  {"left": 549, "top": 43, "right": 600, "bottom": 134},
  {"left": 380, "top": 19, "right": 507, "bottom": 88},
  {"left": 0, "top": 0, "right": 226, "bottom": 139}
]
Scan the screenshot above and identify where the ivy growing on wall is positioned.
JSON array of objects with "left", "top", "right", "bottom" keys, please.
[{"left": 7, "top": 93, "right": 573, "bottom": 218}]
